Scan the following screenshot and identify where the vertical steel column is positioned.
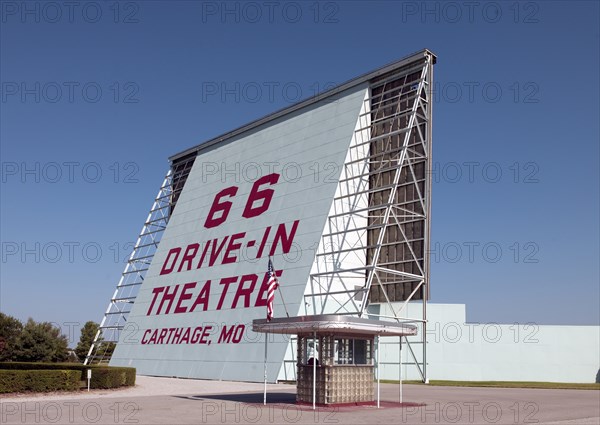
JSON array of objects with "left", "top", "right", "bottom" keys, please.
[
  {"left": 312, "top": 331, "right": 317, "bottom": 410},
  {"left": 399, "top": 336, "right": 403, "bottom": 403},
  {"left": 422, "top": 51, "right": 434, "bottom": 384},
  {"left": 377, "top": 335, "right": 380, "bottom": 408}
]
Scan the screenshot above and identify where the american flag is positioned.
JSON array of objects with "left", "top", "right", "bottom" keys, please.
[{"left": 266, "top": 259, "right": 279, "bottom": 321}]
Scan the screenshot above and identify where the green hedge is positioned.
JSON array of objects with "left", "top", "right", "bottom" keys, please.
[
  {"left": 0, "top": 369, "right": 80, "bottom": 393},
  {"left": 0, "top": 362, "right": 135, "bottom": 391}
]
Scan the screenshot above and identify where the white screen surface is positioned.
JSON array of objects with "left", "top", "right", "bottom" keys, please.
[{"left": 110, "top": 86, "right": 368, "bottom": 382}]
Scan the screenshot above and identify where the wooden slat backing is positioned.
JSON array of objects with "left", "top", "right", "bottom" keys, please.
[
  {"left": 367, "top": 63, "right": 430, "bottom": 303},
  {"left": 170, "top": 152, "right": 196, "bottom": 215}
]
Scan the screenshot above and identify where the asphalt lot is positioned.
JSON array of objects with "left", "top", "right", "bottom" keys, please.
[{"left": 1, "top": 376, "right": 598, "bottom": 424}]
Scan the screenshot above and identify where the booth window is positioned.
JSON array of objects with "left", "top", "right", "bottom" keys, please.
[
  {"left": 298, "top": 336, "right": 322, "bottom": 365},
  {"left": 297, "top": 336, "right": 373, "bottom": 366},
  {"left": 334, "top": 338, "right": 372, "bottom": 365}
]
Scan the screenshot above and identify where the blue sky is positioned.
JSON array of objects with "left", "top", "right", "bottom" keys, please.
[{"left": 1, "top": 1, "right": 598, "bottom": 345}]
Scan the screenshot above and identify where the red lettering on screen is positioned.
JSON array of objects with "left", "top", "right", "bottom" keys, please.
[
  {"left": 270, "top": 220, "right": 299, "bottom": 255},
  {"left": 147, "top": 287, "right": 166, "bottom": 315},
  {"left": 218, "top": 324, "right": 245, "bottom": 344},
  {"left": 140, "top": 326, "right": 215, "bottom": 345},
  {"left": 196, "top": 241, "right": 211, "bottom": 269},
  {"left": 157, "top": 284, "right": 179, "bottom": 314},
  {"left": 216, "top": 276, "right": 238, "bottom": 310},
  {"left": 203, "top": 173, "right": 280, "bottom": 229},
  {"left": 180, "top": 328, "right": 191, "bottom": 344},
  {"left": 174, "top": 282, "right": 197, "bottom": 314},
  {"left": 242, "top": 173, "right": 279, "bottom": 219},
  {"left": 256, "top": 226, "right": 271, "bottom": 259},
  {"left": 157, "top": 328, "right": 168, "bottom": 344},
  {"left": 204, "top": 186, "right": 238, "bottom": 228},
  {"left": 155, "top": 220, "right": 300, "bottom": 274},
  {"left": 223, "top": 232, "right": 245, "bottom": 264},
  {"left": 160, "top": 247, "right": 182, "bottom": 275},
  {"left": 231, "top": 274, "right": 257, "bottom": 309},
  {"left": 177, "top": 244, "right": 200, "bottom": 273},
  {"left": 208, "top": 236, "right": 229, "bottom": 267},
  {"left": 145, "top": 270, "right": 284, "bottom": 317},
  {"left": 190, "top": 280, "right": 211, "bottom": 312}
]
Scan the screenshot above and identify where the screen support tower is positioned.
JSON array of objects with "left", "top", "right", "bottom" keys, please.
[
  {"left": 84, "top": 154, "right": 196, "bottom": 364},
  {"left": 305, "top": 52, "right": 434, "bottom": 383}
]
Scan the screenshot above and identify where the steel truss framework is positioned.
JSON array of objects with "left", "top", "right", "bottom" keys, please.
[
  {"left": 303, "top": 53, "right": 433, "bottom": 382},
  {"left": 84, "top": 154, "right": 197, "bottom": 364}
]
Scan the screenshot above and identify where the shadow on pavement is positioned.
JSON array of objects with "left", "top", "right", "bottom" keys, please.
[{"left": 173, "top": 392, "right": 296, "bottom": 404}]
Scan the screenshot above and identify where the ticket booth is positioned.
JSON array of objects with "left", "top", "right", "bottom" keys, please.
[
  {"left": 296, "top": 334, "right": 375, "bottom": 405},
  {"left": 253, "top": 314, "right": 417, "bottom": 407}
]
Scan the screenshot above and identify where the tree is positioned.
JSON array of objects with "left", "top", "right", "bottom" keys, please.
[
  {"left": 75, "top": 321, "right": 117, "bottom": 364},
  {"left": 96, "top": 341, "right": 116, "bottom": 364},
  {"left": 13, "top": 319, "right": 68, "bottom": 362},
  {"left": 0, "top": 312, "right": 23, "bottom": 361},
  {"left": 75, "top": 321, "right": 99, "bottom": 361},
  {"left": 66, "top": 350, "right": 80, "bottom": 363}
]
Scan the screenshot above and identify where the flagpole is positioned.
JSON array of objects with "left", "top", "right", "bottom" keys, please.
[
  {"left": 263, "top": 333, "right": 268, "bottom": 405},
  {"left": 264, "top": 256, "right": 274, "bottom": 406},
  {"left": 277, "top": 287, "right": 290, "bottom": 318},
  {"left": 270, "top": 256, "right": 290, "bottom": 317}
]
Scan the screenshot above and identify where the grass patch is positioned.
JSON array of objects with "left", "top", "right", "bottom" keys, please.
[{"left": 379, "top": 379, "right": 600, "bottom": 390}]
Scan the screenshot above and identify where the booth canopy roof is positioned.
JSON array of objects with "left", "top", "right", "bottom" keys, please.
[{"left": 252, "top": 314, "right": 418, "bottom": 337}]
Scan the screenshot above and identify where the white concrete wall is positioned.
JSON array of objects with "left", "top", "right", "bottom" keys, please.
[
  {"left": 278, "top": 303, "right": 599, "bottom": 383},
  {"left": 371, "top": 303, "right": 600, "bottom": 384}
]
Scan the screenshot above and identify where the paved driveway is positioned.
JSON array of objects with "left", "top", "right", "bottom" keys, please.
[{"left": 1, "top": 376, "right": 598, "bottom": 424}]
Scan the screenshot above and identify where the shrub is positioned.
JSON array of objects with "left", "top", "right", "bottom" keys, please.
[
  {"left": 0, "top": 369, "right": 80, "bottom": 393},
  {"left": 89, "top": 366, "right": 136, "bottom": 389},
  {"left": 0, "top": 362, "right": 136, "bottom": 391}
]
